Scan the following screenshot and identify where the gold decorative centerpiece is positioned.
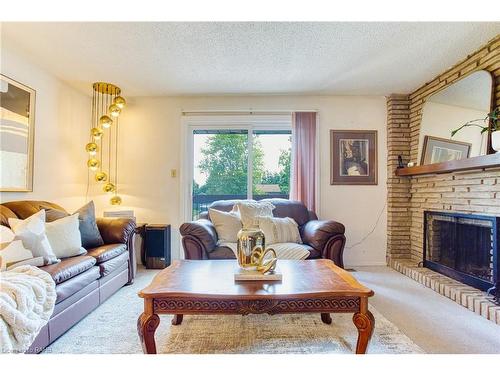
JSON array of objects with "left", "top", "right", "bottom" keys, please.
[
  {"left": 235, "top": 228, "right": 278, "bottom": 280},
  {"left": 86, "top": 82, "right": 126, "bottom": 205}
]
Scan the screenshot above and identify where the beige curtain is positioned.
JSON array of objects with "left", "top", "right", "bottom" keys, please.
[{"left": 290, "top": 112, "right": 316, "bottom": 211}]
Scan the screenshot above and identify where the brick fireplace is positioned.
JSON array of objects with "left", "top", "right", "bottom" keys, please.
[{"left": 386, "top": 35, "right": 500, "bottom": 324}]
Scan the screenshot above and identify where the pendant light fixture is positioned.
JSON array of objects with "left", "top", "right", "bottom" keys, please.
[{"left": 86, "top": 82, "right": 126, "bottom": 205}]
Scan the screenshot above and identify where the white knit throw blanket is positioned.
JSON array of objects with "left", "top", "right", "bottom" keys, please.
[
  {"left": 0, "top": 265, "right": 56, "bottom": 353},
  {"left": 219, "top": 242, "right": 309, "bottom": 260}
]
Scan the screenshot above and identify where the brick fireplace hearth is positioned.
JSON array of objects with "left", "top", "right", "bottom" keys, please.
[{"left": 390, "top": 259, "right": 500, "bottom": 325}]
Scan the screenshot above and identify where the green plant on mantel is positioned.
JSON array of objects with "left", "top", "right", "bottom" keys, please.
[{"left": 451, "top": 107, "right": 499, "bottom": 137}]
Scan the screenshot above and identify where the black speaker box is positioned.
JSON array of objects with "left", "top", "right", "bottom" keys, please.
[{"left": 144, "top": 225, "right": 171, "bottom": 269}]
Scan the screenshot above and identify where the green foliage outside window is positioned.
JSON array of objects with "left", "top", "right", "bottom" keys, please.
[{"left": 196, "top": 134, "right": 291, "bottom": 195}]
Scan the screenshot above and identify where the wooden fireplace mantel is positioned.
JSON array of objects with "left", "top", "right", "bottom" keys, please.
[{"left": 395, "top": 153, "right": 500, "bottom": 177}]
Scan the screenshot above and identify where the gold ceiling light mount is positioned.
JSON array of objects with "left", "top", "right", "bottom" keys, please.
[
  {"left": 93, "top": 82, "right": 121, "bottom": 95},
  {"left": 86, "top": 82, "right": 126, "bottom": 205}
]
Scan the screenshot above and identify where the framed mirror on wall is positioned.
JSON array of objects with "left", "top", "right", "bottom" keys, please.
[
  {"left": 0, "top": 74, "right": 36, "bottom": 191},
  {"left": 418, "top": 70, "right": 493, "bottom": 166}
]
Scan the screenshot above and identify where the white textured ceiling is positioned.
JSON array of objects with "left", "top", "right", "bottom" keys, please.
[{"left": 1, "top": 22, "right": 499, "bottom": 96}]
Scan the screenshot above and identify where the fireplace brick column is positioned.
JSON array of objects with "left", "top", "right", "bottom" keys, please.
[{"left": 386, "top": 94, "right": 412, "bottom": 262}]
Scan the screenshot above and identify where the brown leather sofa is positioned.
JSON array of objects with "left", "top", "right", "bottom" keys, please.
[
  {"left": 0, "top": 200, "right": 136, "bottom": 353},
  {"left": 180, "top": 199, "right": 346, "bottom": 267}
]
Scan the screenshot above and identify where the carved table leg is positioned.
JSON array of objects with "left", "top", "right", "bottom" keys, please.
[
  {"left": 321, "top": 313, "right": 332, "bottom": 324},
  {"left": 137, "top": 313, "right": 160, "bottom": 354},
  {"left": 171, "top": 314, "right": 183, "bottom": 325},
  {"left": 352, "top": 310, "right": 375, "bottom": 354}
]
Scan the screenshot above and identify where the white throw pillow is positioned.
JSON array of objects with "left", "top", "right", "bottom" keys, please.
[
  {"left": 0, "top": 226, "right": 44, "bottom": 271},
  {"left": 8, "top": 210, "right": 59, "bottom": 265},
  {"left": 0, "top": 225, "right": 15, "bottom": 243},
  {"left": 209, "top": 208, "right": 242, "bottom": 243},
  {"left": 256, "top": 216, "right": 302, "bottom": 245},
  {"left": 234, "top": 201, "right": 275, "bottom": 229},
  {"left": 45, "top": 213, "right": 86, "bottom": 259},
  {"left": 0, "top": 225, "right": 34, "bottom": 271}
]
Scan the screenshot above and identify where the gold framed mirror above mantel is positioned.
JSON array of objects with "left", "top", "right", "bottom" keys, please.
[
  {"left": 396, "top": 69, "right": 499, "bottom": 177},
  {"left": 0, "top": 74, "right": 36, "bottom": 192}
]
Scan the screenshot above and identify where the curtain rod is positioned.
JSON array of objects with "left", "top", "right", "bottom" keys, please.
[{"left": 181, "top": 109, "right": 318, "bottom": 116}]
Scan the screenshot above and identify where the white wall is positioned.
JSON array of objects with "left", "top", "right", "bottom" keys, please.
[
  {"left": 0, "top": 46, "right": 90, "bottom": 211},
  {"left": 99, "top": 95, "right": 387, "bottom": 266}
]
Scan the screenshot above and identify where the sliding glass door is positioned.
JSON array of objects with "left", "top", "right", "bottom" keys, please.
[{"left": 190, "top": 126, "right": 291, "bottom": 219}]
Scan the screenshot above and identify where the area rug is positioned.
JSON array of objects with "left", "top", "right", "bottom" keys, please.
[{"left": 43, "top": 268, "right": 424, "bottom": 354}]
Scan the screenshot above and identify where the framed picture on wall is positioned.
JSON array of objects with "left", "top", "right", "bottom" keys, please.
[
  {"left": 420, "top": 135, "right": 471, "bottom": 165},
  {"left": 0, "top": 74, "right": 36, "bottom": 192},
  {"left": 330, "top": 130, "right": 378, "bottom": 185}
]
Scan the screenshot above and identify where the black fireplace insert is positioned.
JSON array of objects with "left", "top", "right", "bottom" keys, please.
[{"left": 424, "top": 211, "right": 498, "bottom": 299}]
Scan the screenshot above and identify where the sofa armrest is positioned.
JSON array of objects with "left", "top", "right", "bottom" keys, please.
[
  {"left": 302, "top": 220, "right": 346, "bottom": 268},
  {"left": 96, "top": 217, "right": 136, "bottom": 244},
  {"left": 179, "top": 219, "right": 218, "bottom": 259},
  {"left": 96, "top": 217, "right": 136, "bottom": 283}
]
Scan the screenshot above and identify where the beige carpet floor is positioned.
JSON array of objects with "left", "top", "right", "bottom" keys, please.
[
  {"left": 43, "top": 267, "right": 423, "bottom": 354},
  {"left": 354, "top": 266, "right": 500, "bottom": 354}
]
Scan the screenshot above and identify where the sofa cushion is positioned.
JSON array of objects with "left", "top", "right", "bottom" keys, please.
[
  {"left": 96, "top": 217, "right": 135, "bottom": 245},
  {"left": 0, "top": 206, "right": 17, "bottom": 227},
  {"left": 87, "top": 243, "right": 126, "bottom": 264},
  {"left": 40, "top": 255, "right": 96, "bottom": 284},
  {"left": 207, "top": 200, "right": 243, "bottom": 213},
  {"left": 261, "top": 199, "right": 311, "bottom": 226},
  {"left": 55, "top": 266, "right": 100, "bottom": 303},
  {"left": 98, "top": 251, "right": 129, "bottom": 277},
  {"left": 2, "top": 201, "right": 66, "bottom": 220}
]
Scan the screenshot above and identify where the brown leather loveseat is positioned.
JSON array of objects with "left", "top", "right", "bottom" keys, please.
[
  {"left": 180, "top": 199, "right": 346, "bottom": 267},
  {"left": 0, "top": 200, "right": 136, "bottom": 353}
]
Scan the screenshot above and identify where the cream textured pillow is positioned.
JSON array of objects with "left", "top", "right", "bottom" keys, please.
[
  {"left": 45, "top": 213, "right": 86, "bottom": 259},
  {"left": 234, "top": 201, "right": 275, "bottom": 229},
  {"left": 8, "top": 210, "right": 59, "bottom": 265},
  {"left": 256, "top": 216, "right": 302, "bottom": 245},
  {"left": 209, "top": 208, "right": 242, "bottom": 243}
]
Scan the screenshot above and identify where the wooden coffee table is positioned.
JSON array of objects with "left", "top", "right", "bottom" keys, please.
[{"left": 137, "top": 259, "right": 374, "bottom": 354}]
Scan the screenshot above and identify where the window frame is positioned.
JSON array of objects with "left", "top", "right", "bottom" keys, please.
[{"left": 181, "top": 114, "right": 292, "bottom": 222}]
